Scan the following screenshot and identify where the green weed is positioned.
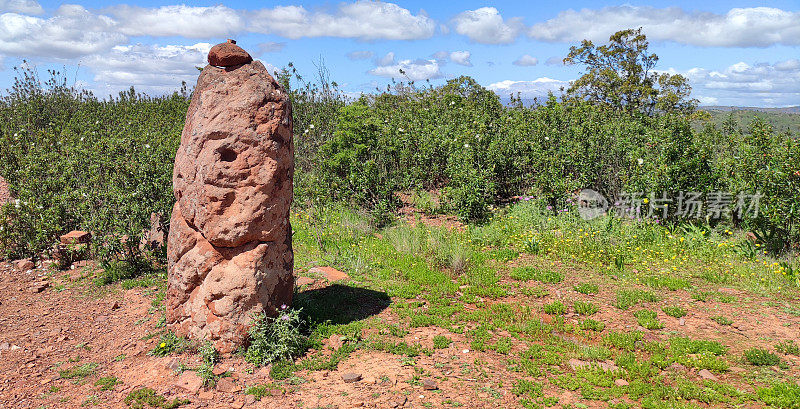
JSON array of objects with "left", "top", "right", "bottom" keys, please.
[
  {"left": 744, "top": 348, "right": 780, "bottom": 366},
  {"left": 662, "top": 306, "right": 686, "bottom": 318},
  {"left": 573, "top": 283, "right": 599, "bottom": 295}
]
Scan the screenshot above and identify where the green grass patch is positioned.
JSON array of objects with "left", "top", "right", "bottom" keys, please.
[
  {"left": 148, "top": 331, "right": 187, "bottom": 357},
  {"left": 124, "top": 387, "right": 190, "bottom": 409},
  {"left": 579, "top": 319, "right": 606, "bottom": 332},
  {"left": 574, "top": 300, "right": 599, "bottom": 316},
  {"left": 775, "top": 340, "right": 800, "bottom": 356},
  {"left": 669, "top": 337, "right": 727, "bottom": 356},
  {"left": 603, "top": 331, "right": 643, "bottom": 351},
  {"left": 710, "top": 316, "right": 733, "bottom": 326},
  {"left": 744, "top": 348, "right": 780, "bottom": 366},
  {"left": 244, "top": 383, "right": 283, "bottom": 400},
  {"left": 59, "top": 363, "right": 98, "bottom": 380},
  {"left": 433, "top": 335, "right": 452, "bottom": 349},
  {"left": 580, "top": 345, "right": 613, "bottom": 361},
  {"left": 510, "top": 266, "right": 563, "bottom": 284},
  {"left": 643, "top": 276, "right": 691, "bottom": 291},
  {"left": 615, "top": 289, "right": 658, "bottom": 310},
  {"left": 94, "top": 376, "right": 121, "bottom": 391},
  {"left": 512, "top": 379, "right": 543, "bottom": 398},
  {"left": 543, "top": 301, "right": 567, "bottom": 315},
  {"left": 757, "top": 382, "right": 800, "bottom": 409},
  {"left": 573, "top": 282, "right": 599, "bottom": 295},
  {"left": 662, "top": 305, "right": 687, "bottom": 318},
  {"left": 634, "top": 310, "right": 664, "bottom": 330}
]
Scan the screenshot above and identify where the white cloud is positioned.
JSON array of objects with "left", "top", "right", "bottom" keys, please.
[
  {"left": 0, "top": 5, "right": 125, "bottom": 59},
  {"left": 347, "top": 50, "right": 373, "bottom": 60},
  {"left": 0, "top": 0, "right": 43, "bottom": 15},
  {"left": 513, "top": 54, "right": 538, "bottom": 66},
  {"left": 258, "top": 42, "right": 285, "bottom": 54},
  {"left": 775, "top": 59, "right": 800, "bottom": 71},
  {"left": 249, "top": 1, "right": 435, "bottom": 40},
  {"left": 488, "top": 77, "right": 569, "bottom": 99},
  {"left": 697, "top": 96, "right": 719, "bottom": 105},
  {"left": 368, "top": 58, "right": 442, "bottom": 81},
  {"left": 452, "top": 7, "right": 523, "bottom": 44},
  {"left": 545, "top": 56, "right": 565, "bottom": 66},
  {"left": 253, "top": 58, "right": 279, "bottom": 77},
  {"left": 84, "top": 42, "right": 211, "bottom": 96},
  {"left": 529, "top": 6, "right": 800, "bottom": 47},
  {"left": 675, "top": 59, "right": 800, "bottom": 106},
  {"left": 433, "top": 50, "right": 472, "bottom": 66},
  {"left": 376, "top": 51, "right": 395, "bottom": 66},
  {"left": 449, "top": 50, "right": 472, "bottom": 66},
  {"left": 107, "top": 5, "right": 243, "bottom": 38}
]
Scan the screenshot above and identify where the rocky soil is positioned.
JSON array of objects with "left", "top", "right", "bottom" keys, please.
[{"left": 2, "top": 257, "right": 799, "bottom": 408}]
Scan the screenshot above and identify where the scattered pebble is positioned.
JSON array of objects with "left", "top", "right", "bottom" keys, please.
[{"left": 342, "top": 372, "right": 362, "bottom": 383}]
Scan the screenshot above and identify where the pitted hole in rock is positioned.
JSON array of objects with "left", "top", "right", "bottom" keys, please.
[{"left": 219, "top": 147, "right": 238, "bottom": 162}]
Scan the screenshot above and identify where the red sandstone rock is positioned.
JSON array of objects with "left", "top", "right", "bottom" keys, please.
[
  {"left": 295, "top": 276, "right": 316, "bottom": 286},
  {"left": 60, "top": 230, "right": 91, "bottom": 245},
  {"left": 167, "top": 44, "right": 294, "bottom": 353},
  {"left": 14, "top": 259, "right": 34, "bottom": 271},
  {"left": 309, "top": 266, "right": 349, "bottom": 282},
  {"left": 207, "top": 39, "right": 252, "bottom": 67},
  {"left": 175, "top": 371, "right": 203, "bottom": 393}
]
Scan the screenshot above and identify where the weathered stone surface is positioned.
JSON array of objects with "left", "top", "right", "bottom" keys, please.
[
  {"left": 698, "top": 369, "right": 718, "bottom": 381},
  {"left": 309, "top": 266, "right": 349, "bottom": 282},
  {"left": 216, "top": 377, "right": 240, "bottom": 393},
  {"left": 295, "top": 276, "right": 316, "bottom": 286},
  {"left": 14, "top": 259, "right": 34, "bottom": 271},
  {"left": 167, "top": 42, "right": 294, "bottom": 354},
  {"left": 175, "top": 371, "right": 203, "bottom": 393},
  {"left": 60, "top": 231, "right": 91, "bottom": 245},
  {"left": 29, "top": 281, "right": 49, "bottom": 293},
  {"left": 208, "top": 39, "right": 253, "bottom": 67},
  {"left": 342, "top": 373, "right": 362, "bottom": 383}
]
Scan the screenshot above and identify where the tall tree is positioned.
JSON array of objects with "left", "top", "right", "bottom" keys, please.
[{"left": 564, "top": 28, "right": 697, "bottom": 116}]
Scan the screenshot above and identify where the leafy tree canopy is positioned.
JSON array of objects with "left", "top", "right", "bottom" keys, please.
[{"left": 564, "top": 28, "right": 697, "bottom": 116}]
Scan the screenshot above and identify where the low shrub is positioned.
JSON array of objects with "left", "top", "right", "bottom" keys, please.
[
  {"left": 744, "top": 348, "right": 781, "bottom": 366},
  {"left": 244, "top": 306, "right": 308, "bottom": 367}
]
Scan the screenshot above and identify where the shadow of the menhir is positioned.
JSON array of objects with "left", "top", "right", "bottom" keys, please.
[{"left": 294, "top": 283, "right": 391, "bottom": 325}]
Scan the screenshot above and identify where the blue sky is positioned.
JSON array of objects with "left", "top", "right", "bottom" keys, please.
[{"left": 1, "top": 0, "right": 799, "bottom": 106}]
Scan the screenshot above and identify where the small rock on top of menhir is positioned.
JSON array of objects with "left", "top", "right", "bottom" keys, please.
[{"left": 208, "top": 39, "right": 253, "bottom": 67}]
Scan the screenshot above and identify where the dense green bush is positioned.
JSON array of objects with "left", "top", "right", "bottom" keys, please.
[
  {"left": 0, "top": 59, "right": 798, "bottom": 264},
  {"left": 0, "top": 67, "right": 185, "bottom": 265}
]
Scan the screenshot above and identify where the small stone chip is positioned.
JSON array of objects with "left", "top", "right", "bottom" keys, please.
[
  {"left": 422, "top": 379, "right": 438, "bottom": 390},
  {"left": 342, "top": 372, "right": 362, "bottom": 383}
]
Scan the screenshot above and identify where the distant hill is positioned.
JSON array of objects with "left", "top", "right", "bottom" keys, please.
[
  {"left": 701, "top": 105, "right": 800, "bottom": 114},
  {"left": 697, "top": 106, "right": 800, "bottom": 135}
]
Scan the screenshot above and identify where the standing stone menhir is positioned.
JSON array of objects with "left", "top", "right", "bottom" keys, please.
[{"left": 166, "top": 39, "right": 294, "bottom": 353}]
